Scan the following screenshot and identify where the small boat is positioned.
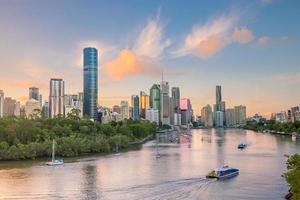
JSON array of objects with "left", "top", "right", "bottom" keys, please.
[
  {"left": 206, "top": 166, "right": 239, "bottom": 179},
  {"left": 238, "top": 143, "right": 247, "bottom": 149},
  {"left": 46, "top": 139, "right": 63, "bottom": 166},
  {"left": 115, "top": 143, "right": 121, "bottom": 156}
]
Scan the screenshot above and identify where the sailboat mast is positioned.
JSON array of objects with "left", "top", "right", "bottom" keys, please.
[{"left": 52, "top": 139, "right": 55, "bottom": 162}]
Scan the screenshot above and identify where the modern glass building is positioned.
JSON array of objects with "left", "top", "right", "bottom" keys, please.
[
  {"left": 131, "top": 95, "right": 140, "bottom": 120},
  {"left": 29, "top": 87, "right": 39, "bottom": 101},
  {"left": 83, "top": 47, "right": 98, "bottom": 120},
  {"left": 150, "top": 84, "right": 161, "bottom": 122},
  {"left": 49, "top": 78, "right": 65, "bottom": 118}
]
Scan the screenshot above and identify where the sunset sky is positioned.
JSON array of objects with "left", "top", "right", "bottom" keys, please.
[{"left": 0, "top": 0, "right": 300, "bottom": 118}]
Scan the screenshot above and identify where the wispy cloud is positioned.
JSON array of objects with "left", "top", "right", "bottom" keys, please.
[
  {"left": 256, "top": 36, "right": 269, "bottom": 47},
  {"left": 103, "top": 16, "right": 168, "bottom": 81},
  {"left": 133, "top": 18, "right": 171, "bottom": 58},
  {"left": 172, "top": 14, "right": 254, "bottom": 59}
]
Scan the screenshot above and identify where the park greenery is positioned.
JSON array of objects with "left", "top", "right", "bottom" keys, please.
[
  {"left": 284, "top": 154, "right": 300, "bottom": 200},
  {"left": 0, "top": 110, "right": 157, "bottom": 160},
  {"left": 244, "top": 120, "right": 300, "bottom": 134}
]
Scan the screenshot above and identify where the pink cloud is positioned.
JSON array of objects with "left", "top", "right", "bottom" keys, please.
[
  {"left": 103, "top": 49, "right": 161, "bottom": 81},
  {"left": 232, "top": 27, "right": 253, "bottom": 44}
]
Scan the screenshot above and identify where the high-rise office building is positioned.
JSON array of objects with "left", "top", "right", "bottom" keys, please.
[
  {"left": 3, "top": 97, "right": 18, "bottom": 117},
  {"left": 180, "top": 98, "right": 192, "bottom": 126},
  {"left": 120, "top": 101, "right": 129, "bottom": 120},
  {"left": 146, "top": 108, "right": 159, "bottom": 125},
  {"left": 234, "top": 105, "right": 247, "bottom": 125},
  {"left": 49, "top": 78, "right": 65, "bottom": 118},
  {"left": 83, "top": 47, "right": 98, "bottom": 120},
  {"left": 29, "top": 87, "right": 39, "bottom": 101},
  {"left": 131, "top": 95, "right": 140, "bottom": 120},
  {"left": 139, "top": 91, "right": 149, "bottom": 119},
  {"left": 201, "top": 104, "right": 213, "bottom": 127},
  {"left": 161, "top": 81, "right": 170, "bottom": 125},
  {"left": 0, "top": 90, "right": 4, "bottom": 117},
  {"left": 42, "top": 101, "right": 49, "bottom": 118},
  {"left": 171, "top": 87, "right": 180, "bottom": 113},
  {"left": 215, "top": 85, "right": 225, "bottom": 127},
  {"left": 225, "top": 108, "right": 235, "bottom": 127},
  {"left": 150, "top": 84, "right": 161, "bottom": 123}
]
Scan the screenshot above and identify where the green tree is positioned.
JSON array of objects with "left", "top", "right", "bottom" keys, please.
[{"left": 284, "top": 154, "right": 300, "bottom": 200}]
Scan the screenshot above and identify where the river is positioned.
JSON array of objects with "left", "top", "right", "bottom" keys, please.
[{"left": 0, "top": 129, "right": 299, "bottom": 200}]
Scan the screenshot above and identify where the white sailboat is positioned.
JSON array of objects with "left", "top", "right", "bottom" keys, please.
[
  {"left": 115, "top": 143, "right": 121, "bottom": 156},
  {"left": 46, "top": 139, "right": 63, "bottom": 166}
]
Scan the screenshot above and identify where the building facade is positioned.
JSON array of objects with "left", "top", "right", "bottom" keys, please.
[
  {"left": 83, "top": 47, "right": 98, "bottom": 120},
  {"left": 150, "top": 84, "right": 161, "bottom": 123},
  {"left": 146, "top": 108, "right": 159, "bottom": 125},
  {"left": 49, "top": 78, "right": 65, "bottom": 118},
  {"left": 120, "top": 101, "right": 130, "bottom": 120},
  {"left": 160, "top": 81, "right": 170, "bottom": 125},
  {"left": 131, "top": 95, "right": 140, "bottom": 120},
  {"left": 201, "top": 104, "right": 213, "bottom": 127}
]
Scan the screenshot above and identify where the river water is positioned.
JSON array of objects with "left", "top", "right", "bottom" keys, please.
[{"left": 0, "top": 129, "right": 299, "bottom": 200}]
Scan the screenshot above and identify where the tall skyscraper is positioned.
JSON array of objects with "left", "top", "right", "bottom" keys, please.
[
  {"left": 3, "top": 97, "right": 18, "bottom": 117},
  {"left": 42, "top": 101, "right": 49, "bottom": 118},
  {"left": 25, "top": 99, "right": 40, "bottom": 118},
  {"left": 120, "top": 101, "right": 129, "bottom": 120},
  {"left": 83, "top": 47, "right": 98, "bottom": 120},
  {"left": 171, "top": 87, "right": 180, "bottom": 114},
  {"left": 234, "top": 105, "right": 247, "bottom": 125},
  {"left": 139, "top": 91, "right": 149, "bottom": 119},
  {"left": 215, "top": 85, "right": 225, "bottom": 127},
  {"left": 225, "top": 108, "right": 235, "bottom": 127},
  {"left": 150, "top": 84, "right": 161, "bottom": 123},
  {"left": 161, "top": 81, "right": 170, "bottom": 125},
  {"left": 131, "top": 95, "right": 140, "bottom": 120},
  {"left": 0, "top": 90, "right": 4, "bottom": 118},
  {"left": 49, "top": 78, "right": 65, "bottom": 118},
  {"left": 29, "top": 87, "right": 39, "bottom": 101},
  {"left": 180, "top": 98, "right": 192, "bottom": 126},
  {"left": 201, "top": 105, "right": 213, "bottom": 127}
]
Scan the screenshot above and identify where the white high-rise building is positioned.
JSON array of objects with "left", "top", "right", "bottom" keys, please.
[
  {"left": 234, "top": 105, "right": 247, "bottom": 125},
  {"left": 201, "top": 105, "right": 213, "bottom": 127},
  {"left": 0, "top": 90, "right": 4, "bottom": 117},
  {"left": 146, "top": 108, "right": 159, "bottom": 125},
  {"left": 120, "top": 100, "right": 130, "bottom": 120},
  {"left": 49, "top": 78, "right": 65, "bottom": 118},
  {"left": 225, "top": 108, "right": 235, "bottom": 127}
]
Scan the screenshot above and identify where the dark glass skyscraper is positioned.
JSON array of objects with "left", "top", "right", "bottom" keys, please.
[{"left": 83, "top": 47, "right": 98, "bottom": 120}]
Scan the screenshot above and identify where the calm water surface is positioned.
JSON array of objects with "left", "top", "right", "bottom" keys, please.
[{"left": 0, "top": 129, "right": 299, "bottom": 200}]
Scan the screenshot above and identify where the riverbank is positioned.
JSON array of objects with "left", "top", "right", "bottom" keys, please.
[{"left": 0, "top": 117, "right": 157, "bottom": 161}]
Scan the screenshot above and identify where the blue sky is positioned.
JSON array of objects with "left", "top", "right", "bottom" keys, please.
[{"left": 0, "top": 0, "right": 300, "bottom": 117}]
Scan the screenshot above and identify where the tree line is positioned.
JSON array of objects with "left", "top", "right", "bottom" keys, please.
[{"left": 0, "top": 114, "right": 157, "bottom": 160}]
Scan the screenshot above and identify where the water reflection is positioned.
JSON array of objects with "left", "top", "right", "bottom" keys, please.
[
  {"left": 81, "top": 164, "right": 99, "bottom": 200},
  {"left": 0, "top": 129, "right": 299, "bottom": 199}
]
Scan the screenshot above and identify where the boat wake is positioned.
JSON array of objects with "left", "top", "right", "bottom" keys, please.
[{"left": 101, "top": 177, "right": 216, "bottom": 200}]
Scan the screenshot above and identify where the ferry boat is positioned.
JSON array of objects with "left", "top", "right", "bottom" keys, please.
[
  {"left": 206, "top": 166, "right": 239, "bottom": 179},
  {"left": 238, "top": 143, "right": 247, "bottom": 149}
]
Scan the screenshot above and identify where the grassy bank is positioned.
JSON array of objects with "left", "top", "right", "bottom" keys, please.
[{"left": 0, "top": 116, "right": 156, "bottom": 160}]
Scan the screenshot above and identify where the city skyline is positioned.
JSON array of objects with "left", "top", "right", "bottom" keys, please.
[{"left": 0, "top": 0, "right": 300, "bottom": 117}]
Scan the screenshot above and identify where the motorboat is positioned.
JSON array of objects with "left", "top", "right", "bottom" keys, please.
[
  {"left": 206, "top": 166, "right": 239, "bottom": 179},
  {"left": 238, "top": 143, "right": 247, "bottom": 149}
]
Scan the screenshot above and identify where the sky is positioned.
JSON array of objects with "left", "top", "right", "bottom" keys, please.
[{"left": 0, "top": 0, "right": 300, "bottom": 118}]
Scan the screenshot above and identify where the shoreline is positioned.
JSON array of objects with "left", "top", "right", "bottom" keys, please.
[{"left": 0, "top": 134, "right": 154, "bottom": 163}]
